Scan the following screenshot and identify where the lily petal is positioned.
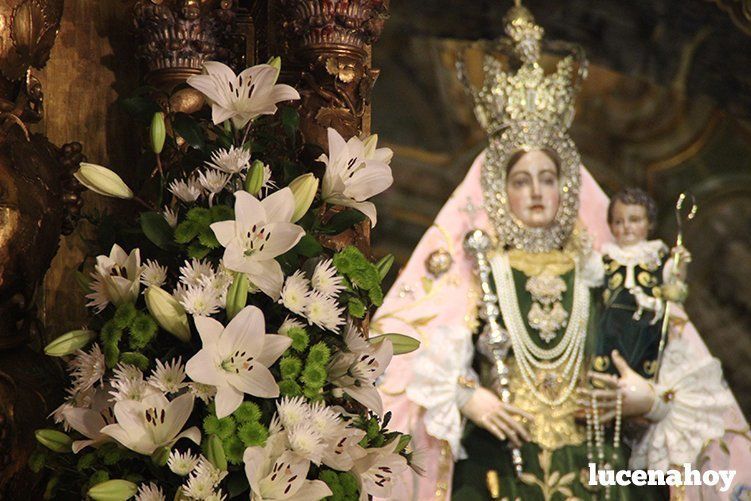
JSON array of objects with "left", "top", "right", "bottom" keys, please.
[{"left": 256, "top": 334, "right": 292, "bottom": 367}]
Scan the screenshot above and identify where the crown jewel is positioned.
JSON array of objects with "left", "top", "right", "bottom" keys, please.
[{"left": 458, "top": 3, "right": 587, "bottom": 137}]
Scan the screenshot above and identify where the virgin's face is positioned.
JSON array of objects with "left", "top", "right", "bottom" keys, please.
[{"left": 506, "top": 150, "right": 560, "bottom": 228}]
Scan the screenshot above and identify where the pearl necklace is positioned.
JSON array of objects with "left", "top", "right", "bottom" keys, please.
[{"left": 491, "top": 253, "right": 589, "bottom": 406}]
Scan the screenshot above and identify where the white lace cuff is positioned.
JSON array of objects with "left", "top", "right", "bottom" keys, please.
[
  {"left": 406, "top": 325, "right": 475, "bottom": 460},
  {"left": 629, "top": 339, "right": 732, "bottom": 470},
  {"left": 580, "top": 249, "right": 605, "bottom": 288}
]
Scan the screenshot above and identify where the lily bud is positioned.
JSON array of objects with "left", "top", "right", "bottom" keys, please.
[
  {"left": 150, "top": 112, "right": 166, "bottom": 154},
  {"left": 87, "top": 479, "right": 138, "bottom": 501},
  {"left": 74, "top": 163, "right": 134, "bottom": 199},
  {"left": 369, "top": 333, "right": 420, "bottom": 355},
  {"left": 44, "top": 329, "right": 97, "bottom": 357},
  {"left": 267, "top": 56, "right": 282, "bottom": 84},
  {"left": 244, "top": 160, "right": 265, "bottom": 196},
  {"left": 35, "top": 429, "right": 72, "bottom": 453},
  {"left": 226, "top": 273, "right": 249, "bottom": 320},
  {"left": 289, "top": 173, "right": 318, "bottom": 222},
  {"left": 145, "top": 286, "right": 191, "bottom": 342},
  {"left": 204, "top": 434, "right": 228, "bottom": 471},
  {"left": 151, "top": 446, "right": 171, "bottom": 467},
  {"left": 267, "top": 56, "right": 282, "bottom": 71}
]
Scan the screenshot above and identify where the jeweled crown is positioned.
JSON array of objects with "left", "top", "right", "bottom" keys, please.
[{"left": 457, "top": 1, "right": 588, "bottom": 136}]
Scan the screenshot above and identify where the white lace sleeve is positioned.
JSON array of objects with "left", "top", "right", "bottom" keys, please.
[
  {"left": 579, "top": 249, "right": 605, "bottom": 288},
  {"left": 628, "top": 338, "right": 732, "bottom": 470},
  {"left": 405, "top": 325, "right": 476, "bottom": 460}
]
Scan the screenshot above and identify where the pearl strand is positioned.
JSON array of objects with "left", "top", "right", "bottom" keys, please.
[{"left": 491, "top": 253, "right": 589, "bottom": 406}]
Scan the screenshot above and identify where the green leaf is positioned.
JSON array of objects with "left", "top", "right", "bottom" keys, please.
[
  {"left": 118, "top": 95, "right": 161, "bottom": 123},
  {"left": 369, "top": 333, "right": 421, "bottom": 355},
  {"left": 140, "top": 212, "right": 174, "bottom": 250},
  {"left": 210, "top": 204, "right": 234, "bottom": 222},
  {"left": 292, "top": 234, "right": 323, "bottom": 257},
  {"left": 348, "top": 297, "right": 366, "bottom": 318},
  {"left": 186, "top": 207, "right": 212, "bottom": 225},
  {"left": 322, "top": 210, "right": 366, "bottom": 235},
  {"left": 376, "top": 254, "right": 394, "bottom": 281},
  {"left": 188, "top": 241, "right": 211, "bottom": 259},
  {"left": 281, "top": 106, "right": 299, "bottom": 137},
  {"left": 198, "top": 227, "right": 221, "bottom": 249},
  {"left": 174, "top": 219, "right": 201, "bottom": 244},
  {"left": 172, "top": 112, "right": 205, "bottom": 151}
]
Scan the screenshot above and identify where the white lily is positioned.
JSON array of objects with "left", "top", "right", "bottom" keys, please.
[
  {"left": 100, "top": 392, "right": 200, "bottom": 456},
  {"left": 328, "top": 324, "right": 393, "bottom": 415},
  {"left": 318, "top": 128, "right": 393, "bottom": 227},
  {"left": 243, "top": 431, "right": 332, "bottom": 501},
  {"left": 187, "top": 61, "right": 300, "bottom": 129},
  {"left": 74, "top": 162, "right": 134, "bottom": 199},
  {"left": 210, "top": 189, "right": 304, "bottom": 300},
  {"left": 86, "top": 244, "right": 144, "bottom": 312},
  {"left": 185, "top": 306, "right": 291, "bottom": 418},
  {"left": 351, "top": 439, "right": 408, "bottom": 501},
  {"left": 62, "top": 388, "right": 115, "bottom": 453}
]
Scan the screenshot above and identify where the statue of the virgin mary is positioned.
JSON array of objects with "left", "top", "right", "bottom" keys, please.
[{"left": 372, "top": 3, "right": 751, "bottom": 499}]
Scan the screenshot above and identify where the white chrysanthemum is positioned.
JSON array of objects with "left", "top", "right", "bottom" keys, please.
[
  {"left": 148, "top": 357, "right": 188, "bottom": 394},
  {"left": 85, "top": 277, "right": 110, "bottom": 313},
  {"left": 204, "top": 492, "right": 227, "bottom": 501},
  {"left": 308, "top": 401, "right": 341, "bottom": 439},
  {"left": 140, "top": 259, "right": 168, "bottom": 288},
  {"left": 135, "top": 482, "right": 166, "bottom": 501},
  {"left": 189, "top": 382, "right": 217, "bottom": 404},
  {"left": 278, "top": 316, "right": 305, "bottom": 336},
  {"left": 162, "top": 206, "right": 178, "bottom": 228},
  {"left": 168, "top": 449, "right": 201, "bottom": 476},
  {"left": 179, "top": 283, "right": 222, "bottom": 316},
  {"left": 198, "top": 169, "right": 230, "bottom": 195},
  {"left": 182, "top": 473, "right": 215, "bottom": 500},
  {"left": 199, "top": 270, "right": 233, "bottom": 305},
  {"left": 305, "top": 292, "right": 344, "bottom": 332},
  {"left": 259, "top": 164, "right": 277, "bottom": 196},
  {"left": 194, "top": 457, "right": 228, "bottom": 486},
  {"left": 205, "top": 145, "right": 251, "bottom": 175},
  {"left": 279, "top": 270, "right": 310, "bottom": 316},
  {"left": 49, "top": 387, "right": 94, "bottom": 431},
  {"left": 180, "top": 258, "right": 215, "bottom": 287},
  {"left": 69, "top": 344, "right": 106, "bottom": 393},
  {"left": 110, "top": 363, "right": 160, "bottom": 402},
  {"left": 287, "top": 423, "right": 326, "bottom": 465},
  {"left": 169, "top": 177, "right": 203, "bottom": 203},
  {"left": 311, "top": 259, "right": 344, "bottom": 298},
  {"left": 276, "top": 396, "right": 310, "bottom": 429}
]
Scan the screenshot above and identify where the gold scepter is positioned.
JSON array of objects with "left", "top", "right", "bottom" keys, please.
[
  {"left": 654, "top": 192, "right": 697, "bottom": 381},
  {"left": 464, "top": 229, "right": 524, "bottom": 477}
]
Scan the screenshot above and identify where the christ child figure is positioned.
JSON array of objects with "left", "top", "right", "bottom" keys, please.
[{"left": 592, "top": 188, "right": 690, "bottom": 379}]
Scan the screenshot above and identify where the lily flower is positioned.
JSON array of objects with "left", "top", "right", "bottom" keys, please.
[
  {"left": 210, "top": 189, "right": 304, "bottom": 300},
  {"left": 243, "top": 431, "right": 332, "bottom": 501},
  {"left": 351, "top": 439, "right": 408, "bottom": 500},
  {"left": 62, "top": 388, "right": 115, "bottom": 453},
  {"left": 319, "top": 128, "right": 393, "bottom": 227},
  {"left": 328, "top": 323, "right": 393, "bottom": 415},
  {"left": 187, "top": 61, "right": 300, "bottom": 129},
  {"left": 100, "top": 392, "right": 200, "bottom": 456},
  {"left": 185, "top": 306, "right": 291, "bottom": 418},
  {"left": 86, "top": 244, "right": 144, "bottom": 312}
]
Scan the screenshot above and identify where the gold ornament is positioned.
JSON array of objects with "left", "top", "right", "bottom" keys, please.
[{"left": 425, "top": 248, "right": 453, "bottom": 278}]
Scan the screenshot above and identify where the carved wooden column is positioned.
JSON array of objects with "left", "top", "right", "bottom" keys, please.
[
  {"left": 132, "top": 0, "right": 237, "bottom": 91},
  {"left": 248, "top": 0, "right": 388, "bottom": 148},
  {"left": 0, "top": 0, "right": 84, "bottom": 495},
  {"left": 249, "top": 0, "right": 389, "bottom": 254}
]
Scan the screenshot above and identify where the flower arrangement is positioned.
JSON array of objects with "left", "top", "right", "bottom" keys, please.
[{"left": 33, "top": 59, "right": 420, "bottom": 501}]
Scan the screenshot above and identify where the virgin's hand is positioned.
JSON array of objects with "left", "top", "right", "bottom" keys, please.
[
  {"left": 584, "top": 350, "right": 656, "bottom": 419},
  {"left": 460, "top": 387, "right": 533, "bottom": 447}
]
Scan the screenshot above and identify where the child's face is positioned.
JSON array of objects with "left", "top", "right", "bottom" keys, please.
[{"left": 609, "top": 200, "right": 650, "bottom": 246}]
